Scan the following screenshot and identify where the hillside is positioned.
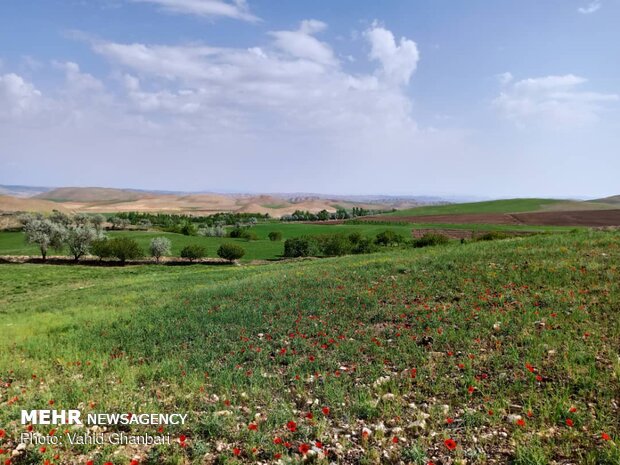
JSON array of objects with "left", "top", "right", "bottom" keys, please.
[
  {"left": 593, "top": 195, "right": 620, "bottom": 205},
  {"left": 36, "top": 186, "right": 147, "bottom": 202},
  {"left": 0, "top": 232, "right": 618, "bottom": 463}
]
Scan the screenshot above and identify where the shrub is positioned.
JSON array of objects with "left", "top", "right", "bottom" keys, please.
[
  {"left": 180, "top": 244, "right": 206, "bottom": 262},
  {"left": 475, "top": 231, "right": 510, "bottom": 241},
  {"left": 352, "top": 237, "right": 375, "bottom": 254},
  {"left": 283, "top": 237, "right": 320, "bottom": 258},
  {"left": 217, "top": 243, "right": 245, "bottom": 262},
  {"left": 149, "top": 237, "right": 172, "bottom": 262},
  {"left": 348, "top": 232, "right": 363, "bottom": 244},
  {"left": 180, "top": 222, "right": 198, "bottom": 236},
  {"left": 108, "top": 237, "right": 143, "bottom": 264},
  {"left": 268, "top": 231, "right": 282, "bottom": 241},
  {"left": 412, "top": 233, "right": 450, "bottom": 248},
  {"left": 374, "top": 230, "right": 404, "bottom": 246},
  {"left": 91, "top": 238, "right": 112, "bottom": 261},
  {"left": 319, "top": 234, "right": 352, "bottom": 256}
]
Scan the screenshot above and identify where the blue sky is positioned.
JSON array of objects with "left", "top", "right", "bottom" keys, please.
[{"left": 1, "top": 0, "right": 619, "bottom": 198}]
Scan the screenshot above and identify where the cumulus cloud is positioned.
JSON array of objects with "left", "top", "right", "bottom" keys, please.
[
  {"left": 269, "top": 20, "right": 336, "bottom": 66},
  {"left": 365, "top": 23, "right": 420, "bottom": 86},
  {"left": 130, "top": 0, "right": 259, "bottom": 22},
  {"left": 0, "top": 73, "right": 42, "bottom": 119},
  {"left": 493, "top": 74, "right": 618, "bottom": 127},
  {"left": 578, "top": 1, "right": 602, "bottom": 14},
  {"left": 90, "top": 22, "right": 419, "bottom": 133}
]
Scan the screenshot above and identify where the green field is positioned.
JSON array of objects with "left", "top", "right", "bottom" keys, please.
[
  {"left": 0, "top": 222, "right": 576, "bottom": 262},
  {"left": 1, "top": 231, "right": 619, "bottom": 464},
  {"left": 380, "top": 198, "right": 568, "bottom": 217}
]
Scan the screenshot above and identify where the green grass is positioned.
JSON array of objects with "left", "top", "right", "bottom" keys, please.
[
  {"left": 380, "top": 198, "right": 567, "bottom": 217},
  {"left": 0, "top": 231, "right": 618, "bottom": 464},
  {"left": 0, "top": 222, "right": 574, "bottom": 262}
]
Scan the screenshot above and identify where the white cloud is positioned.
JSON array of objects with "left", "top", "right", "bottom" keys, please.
[
  {"left": 364, "top": 23, "right": 420, "bottom": 86},
  {"left": 0, "top": 73, "right": 42, "bottom": 119},
  {"left": 90, "top": 22, "right": 420, "bottom": 133},
  {"left": 130, "top": 0, "right": 259, "bottom": 22},
  {"left": 493, "top": 74, "right": 618, "bottom": 127},
  {"left": 578, "top": 1, "right": 602, "bottom": 14},
  {"left": 269, "top": 20, "right": 336, "bottom": 66}
]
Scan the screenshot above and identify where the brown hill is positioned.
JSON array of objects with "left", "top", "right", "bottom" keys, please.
[
  {"left": 0, "top": 195, "right": 70, "bottom": 213},
  {"left": 36, "top": 187, "right": 146, "bottom": 203}
]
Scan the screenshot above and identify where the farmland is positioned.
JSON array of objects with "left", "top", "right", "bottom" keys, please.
[{"left": 1, "top": 230, "right": 619, "bottom": 464}]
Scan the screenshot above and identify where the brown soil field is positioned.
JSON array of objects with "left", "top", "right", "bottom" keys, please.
[
  {"left": 362, "top": 209, "right": 620, "bottom": 227},
  {"left": 410, "top": 228, "right": 535, "bottom": 239}
]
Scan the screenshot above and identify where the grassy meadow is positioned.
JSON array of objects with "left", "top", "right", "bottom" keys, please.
[{"left": 1, "top": 230, "right": 619, "bottom": 464}]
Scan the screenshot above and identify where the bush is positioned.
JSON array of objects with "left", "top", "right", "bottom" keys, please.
[
  {"left": 149, "top": 237, "right": 172, "bottom": 262},
  {"left": 348, "top": 232, "right": 363, "bottom": 244},
  {"left": 475, "top": 231, "right": 510, "bottom": 241},
  {"left": 412, "top": 233, "right": 450, "bottom": 248},
  {"left": 229, "top": 227, "right": 257, "bottom": 240},
  {"left": 180, "top": 244, "right": 206, "bottom": 262},
  {"left": 180, "top": 222, "right": 198, "bottom": 236},
  {"left": 217, "top": 243, "right": 245, "bottom": 262},
  {"left": 283, "top": 237, "right": 321, "bottom": 258},
  {"left": 91, "top": 238, "right": 112, "bottom": 261},
  {"left": 319, "top": 234, "right": 352, "bottom": 256},
  {"left": 375, "top": 230, "right": 404, "bottom": 246},
  {"left": 268, "top": 231, "right": 282, "bottom": 241},
  {"left": 352, "top": 237, "right": 376, "bottom": 254},
  {"left": 108, "top": 237, "right": 143, "bottom": 264}
]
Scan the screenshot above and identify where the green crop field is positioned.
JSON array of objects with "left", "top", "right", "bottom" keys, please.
[
  {"left": 379, "top": 198, "right": 568, "bottom": 217},
  {"left": 1, "top": 231, "right": 619, "bottom": 464}
]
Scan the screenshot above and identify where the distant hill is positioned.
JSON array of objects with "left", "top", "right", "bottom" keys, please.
[
  {"left": 592, "top": 195, "right": 620, "bottom": 205},
  {"left": 36, "top": 187, "right": 146, "bottom": 203},
  {"left": 0, "top": 195, "right": 70, "bottom": 213},
  {"left": 0, "top": 185, "right": 52, "bottom": 198}
]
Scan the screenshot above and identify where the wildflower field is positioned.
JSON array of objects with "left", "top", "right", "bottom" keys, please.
[{"left": 1, "top": 231, "right": 619, "bottom": 464}]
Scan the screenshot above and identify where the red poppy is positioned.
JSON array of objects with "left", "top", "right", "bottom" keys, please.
[
  {"left": 86, "top": 461, "right": 94, "bottom": 465},
  {"left": 391, "top": 436, "right": 399, "bottom": 444},
  {"left": 566, "top": 419, "right": 574, "bottom": 427},
  {"left": 468, "top": 386, "right": 475, "bottom": 394},
  {"left": 26, "top": 425, "right": 33, "bottom": 432},
  {"left": 0, "top": 430, "right": 5, "bottom": 438},
  {"left": 602, "top": 432, "right": 611, "bottom": 441},
  {"left": 130, "top": 460, "right": 139, "bottom": 465},
  {"left": 315, "top": 441, "right": 323, "bottom": 448},
  {"left": 322, "top": 407, "right": 330, "bottom": 415},
  {"left": 273, "top": 436, "right": 283, "bottom": 445},
  {"left": 105, "top": 462, "right": 113, "bottom": 465},
  {"left": 39, "top": 447, "right": 46, "bottom": 453},
  {"left": 287, "top": 421, "right": 297, "bottom": 432},
  {"left": 444, "top": 438, "right": 457, "bottom": 450},
  {"left": 305, "top": 412, "right": 313, "bottom": 420},
  {"left": 446, "top": 417, "right": 454, "bottom": 424},
  {"left": 248, "top": 423, "right": 258, "bottom": 431},
  {"left": 233, "top": 447, "right": 241, "bottom": 456},
  {"left": 274, "top": 453, "right": 282, "bottom": 459},
  {"left": 569, "top": 406, "right": 577, "bottom": 413},
  {"left": 298, "top": 443, "right": 310, "bottom": 454},
  {"left": 179, "top": 435, "right": 187, "bottom": 442},
  {"left": 516, "top": 419, "right": 526, "bottom": 427}
]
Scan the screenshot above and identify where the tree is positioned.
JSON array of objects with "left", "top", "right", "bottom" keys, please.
[
  {"left": 73, "top": 213, "right": 91, "bottom": 226},
  {"left": 108, "top": 237, "right": 143, "bottom": 265},
  {"left": 217, "top": 243, "right": 245, "bottom": 262},
  {"left": 317, "top": 210, "right": 330, "bottom": 221},
  {"left": 149, "top": 237, "right": 171, "bottom": 262},
  {"left": 91, "top": 214, "right": 106, "bottom": 232},
  {"left": 23, "top": 218, "right": 67, "bottom": 261},
  {"left": 268, "top": 231, "right": 282, "bottom": 241},
  {"left": 49, "top": 210, "right": 72, "bottom": 226},
  {"left": 66, "top": 225, "right": 99, "bottom": 261},
  {"left": 320, "top": 234, "right": 352, "bottom": 256},
  {"left": 180, "top": 244, "right": 206, "bottom": 262}
]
